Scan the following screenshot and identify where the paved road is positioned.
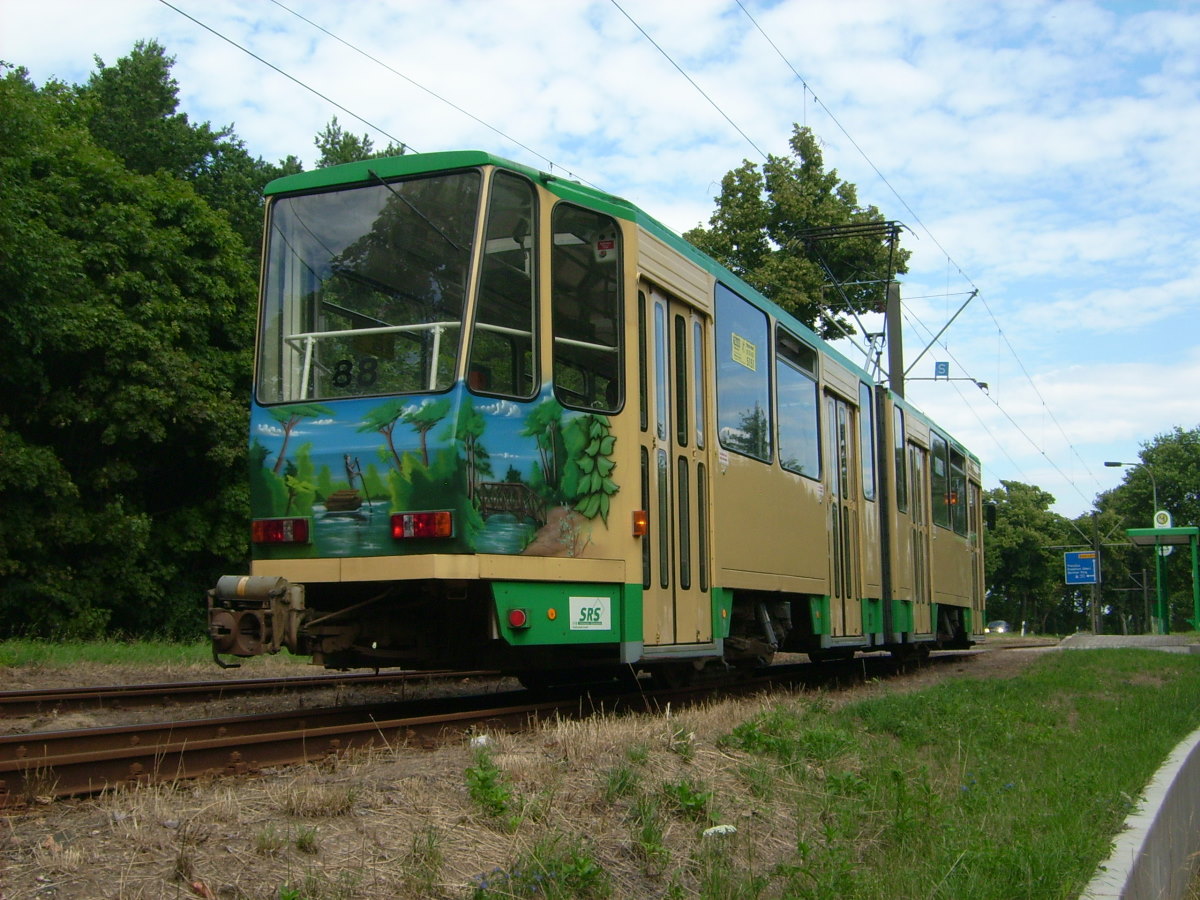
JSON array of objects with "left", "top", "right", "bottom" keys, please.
[{"left": 1059, "top": 633, "right": 1197, "bottom": 653}]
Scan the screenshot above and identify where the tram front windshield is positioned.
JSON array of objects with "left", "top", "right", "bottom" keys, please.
[{"left": 257, "top": 171, "right": 481, "bottom": 404}]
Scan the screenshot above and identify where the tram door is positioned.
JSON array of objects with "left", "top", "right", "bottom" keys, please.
[
  {"left": 908, "top": 443, "right": 932, "bottom": 633},
  {"left": 642, "top": 286, "right": 711, "bottom": 646},
  {"left": 825, "top": 393, "right": 862, "bottom": 637}
]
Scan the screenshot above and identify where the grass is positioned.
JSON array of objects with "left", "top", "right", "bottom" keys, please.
[
  {"left": 0, "top": 637, "right": 308, "bottom": 672},
  {"left": 713, "top": 649, "right": 1200, "bottom": 898},
  {"left": 3, "top": 646, "right": 1200, "bottom": 898}
]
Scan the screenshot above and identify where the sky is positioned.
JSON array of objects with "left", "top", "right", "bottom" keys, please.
[{"left": 3, "top": 0, "right": 1198, "bottom": 520}]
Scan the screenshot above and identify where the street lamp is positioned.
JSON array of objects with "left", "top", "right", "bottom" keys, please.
[{"left": 1104, "top": 460, "right": 1158, "bottom": 518}]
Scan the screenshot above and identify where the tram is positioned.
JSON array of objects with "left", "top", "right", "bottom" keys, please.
[{"left": 207, "top": 150, "right": 985, "bottom": 682}]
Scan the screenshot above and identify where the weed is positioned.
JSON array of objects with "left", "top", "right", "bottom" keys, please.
[
  {"left": 629, "top": 794, "right": 670, "bottom": 871},
  {"left": 470, "top": 834, "right": 611, "bottom": 899},
  {"left": 626, "top": 741, "right": 650, "bottom": 765},
  {"left": 696, "top": 831, "right": 770, "bottom": 900},
  {"left": 601, "top": 764, "right": 640, "bottom": 802},
  {"left": 662, "top": 776, "right": 714, "bottom": 823},
  {"left": 279, "top": 869, "right": 361, "bottom": 900},
  {"left": 294, "top": 825, "right": 319, "bottom": 854},
  {"left": 666, "top": 724, "right": 696, "bottom": 760},
  {"left": 466, "top": 746, "right": 521, "bottom": 831},
  {"left": 255, "top": 823, "right": 287, "bottom": 856},
  {"left": 403, "top": 823, "right": 444, "bottom": 895},
  {"left": 825, "top": 769, "right": 868, "bottom": 797},
  {"left": 737, "top": 759, "right": 779, "bottom": 798}
]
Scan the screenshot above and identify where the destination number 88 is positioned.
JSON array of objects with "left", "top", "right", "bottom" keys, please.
[{"left": 332, "top": 357, "right": 378, "bottom": 390}]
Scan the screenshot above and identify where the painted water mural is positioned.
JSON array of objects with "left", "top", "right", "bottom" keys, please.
[{"left": 250, "top": 385, "right": 619, "bottom": 559}]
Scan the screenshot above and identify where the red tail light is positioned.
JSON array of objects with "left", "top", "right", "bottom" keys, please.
[
  {"left": 252, "top": 517, "right": 311, "bottom": 544},
  {"left": 507, "top": 608, "right": 530, "bottom": 629},
  {"left": 390, "top": 510, "right": 454, "bottom": 539}
]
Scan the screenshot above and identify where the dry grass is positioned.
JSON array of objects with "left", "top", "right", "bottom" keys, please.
[{"left": 0, "top": 689, "right": 821, "bottom": 899}]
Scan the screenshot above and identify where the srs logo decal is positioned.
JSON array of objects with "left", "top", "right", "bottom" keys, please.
[{"left": 569, "top": 597, "right": 611, "bottom": 631}]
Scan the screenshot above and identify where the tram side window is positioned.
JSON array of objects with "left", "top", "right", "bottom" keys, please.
[
  {"left": 893, "top": 406, "right": 908, "bottom": 513},
  {"left": 715, "top": 284, "right": 771, "bottom": 462},
  {"left": 967, "top": 480, "right": 980, "bottom": 542},
  {"left": 950, "top": 448, "right": 968, "bottom": 535},
  {"left": 931, "top": 432, "right": 951, "bottom": 528},
  {"left": 468, "top": 172, "right": 537, "bottom": 397},
  {"left": 775, "top": 327, "right": 820, "bottom": 479},
  {"left": 638, "top": 291, "right": 649, "bottom": 433},
  {"left": 859, "top": 382, "right": 876, "bottom": 501},
  {"left": 551, "top": 204, "right": 622, "bottom": 412}
]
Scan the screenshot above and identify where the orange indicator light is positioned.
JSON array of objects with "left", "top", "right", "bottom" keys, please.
[{"left": 632, "top": 509, "right": 649, "bottom": 537}]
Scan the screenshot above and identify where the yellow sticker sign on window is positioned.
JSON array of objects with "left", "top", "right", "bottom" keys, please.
[{"left": 731, "top": 333, "right": 757, "bottom": 371}]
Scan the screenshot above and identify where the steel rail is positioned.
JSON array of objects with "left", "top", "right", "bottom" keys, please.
[
  {"left": 0, "top": 688, "right": 629, "bottom": 804},
  {"left": 0, "top": 669, "right": 497, "bottom": 717}
]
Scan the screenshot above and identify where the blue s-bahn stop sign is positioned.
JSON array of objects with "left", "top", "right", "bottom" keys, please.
[{"left": 1064, "top": 551, "right": 1099, "bottom": 585}]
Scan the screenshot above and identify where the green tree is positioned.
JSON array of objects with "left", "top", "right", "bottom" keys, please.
[
  {"left": 1096, "top": 425, "right": 1200, "bottom": 630},
  {"left": 520, "top": 399, "right": 567, "bottom": 499},
  {"left": 314, "top": 116, "right": 406, "bottom": 168},
  {"left": 685, "top": 124, "right": 909, "bottom": 339},
  {"left": 82, "top": 39, "right": 216, "bottom": 178},
  {"left": 403, "top": 399, "right": 452, "bottom": 468},
  {"left": 267, "top": 404, "right": 334, "bottom": 475},
  {"left": 983, "top": 481, "right": 1073, "bottom": 633},
  {"left": 81, "top": 40, "right": 302, "bottom": 254},
  {"left": 358, "top": 399, "right": 409, "bottom": 471},
  {"left": 450, "top": 402, "right": 492, "bottom": 504},
  {"left": 0, "top": 63, "right": 255, "bottom": 637}
]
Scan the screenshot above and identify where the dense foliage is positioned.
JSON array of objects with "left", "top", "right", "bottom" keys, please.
[
  {"left": 684, "top": 124, "right": 909, "bottom": 340},
  {"left": 0, "top": 45, "right": 280, "bottom": 637}
]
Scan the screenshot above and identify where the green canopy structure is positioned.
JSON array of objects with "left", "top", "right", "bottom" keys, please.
[{"left": 1124, "top": 527, "right": 1200, "bottom": 634}]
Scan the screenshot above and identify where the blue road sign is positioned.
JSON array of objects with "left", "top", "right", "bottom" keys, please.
[{"left": 1064, "top": 551, "right": 1098, "bottom": 585}]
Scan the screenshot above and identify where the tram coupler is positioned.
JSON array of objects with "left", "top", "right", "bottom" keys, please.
[{"left": 207, "top": 575, "right": 305, "bottom": 665}]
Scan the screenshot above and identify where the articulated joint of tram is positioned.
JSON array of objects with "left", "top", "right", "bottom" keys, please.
[{"left": 207, "top": 575, "right": 304, "bottom": 668}]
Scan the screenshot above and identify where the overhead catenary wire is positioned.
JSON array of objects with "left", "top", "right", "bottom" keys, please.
[
  {"left": 608, "top": 0, "right": 768, "bottom": 160},
  {"left": 902, "top": 306, "right": 1098, "bottom": 523},
  {"left": 155, "top": 0, "right": 414, "bottom": 154}
]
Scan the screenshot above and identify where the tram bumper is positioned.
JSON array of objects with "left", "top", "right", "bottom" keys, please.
[{"left": 207, "top": 575, "right": 304, "bottom": 665}]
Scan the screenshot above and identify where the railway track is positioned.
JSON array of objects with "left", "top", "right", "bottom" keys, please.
[
  {"left": 0, "top": 669, "right": 497, "bottom": 717},
  {"left": 0, "top": 650, "right": 987, "bottom": 806}
]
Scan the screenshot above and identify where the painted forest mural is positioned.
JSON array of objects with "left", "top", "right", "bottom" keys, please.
[{"left": 250, "top": 386, "right": 619, "bottom": 559}]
